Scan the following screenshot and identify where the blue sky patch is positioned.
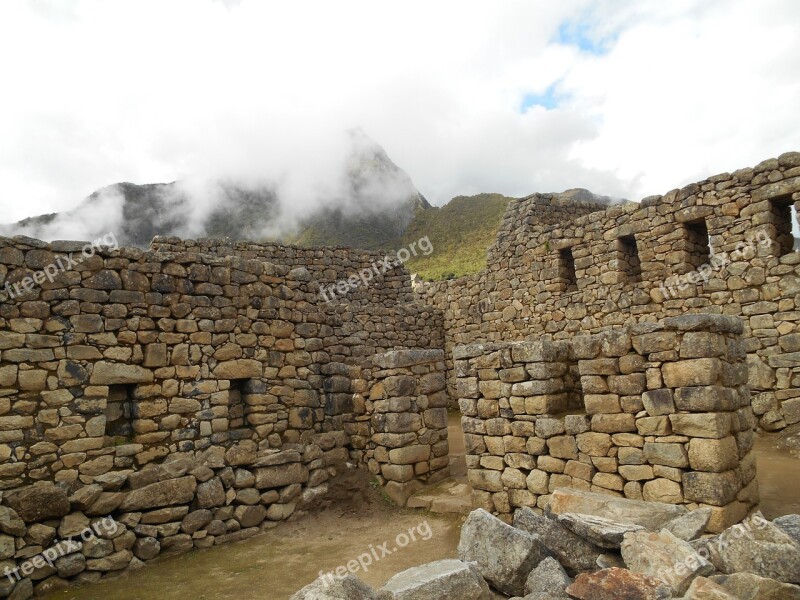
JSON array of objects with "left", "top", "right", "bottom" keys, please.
[
  {"left": 521, "top": 84, "right": 560, "bottom": 112},
  {"left": 556, "top": 19, "right": 614, "bottom": 55}
]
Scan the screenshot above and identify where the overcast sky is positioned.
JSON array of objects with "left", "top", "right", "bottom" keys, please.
[{"left": 1, "top": 0, "right": 799, "bottom": 223}]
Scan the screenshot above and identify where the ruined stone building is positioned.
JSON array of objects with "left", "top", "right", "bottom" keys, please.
[{"left": 0, "top": 151, "right": 798, "bottom": 596}]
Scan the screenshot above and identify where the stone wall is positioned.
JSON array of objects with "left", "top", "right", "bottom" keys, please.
[
  {"left": 420, "top": 152, "right": 800, "bottom": 431},
  {"left": 455, "top": 315, "right": 757, "bottom": 533},
  {"left": 365, "top": 349, "right": 450, "bottom": 505},
  {"left": 0, "top": 235, "right": 444, "bottom": 597}
]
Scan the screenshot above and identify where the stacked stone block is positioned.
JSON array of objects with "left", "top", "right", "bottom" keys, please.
[
  {"left": 455, "top": 314, "right": 757, "bottom": 532},
  {"left": 365, "top": 349, "right": 450, "bottom": 505},
  {"left": 420, "top": 152, "right": 800, "bottom": 430}
]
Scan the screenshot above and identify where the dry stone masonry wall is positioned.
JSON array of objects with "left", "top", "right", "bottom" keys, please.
[
  {"left": 420, "top": 151, "right": 800, "bottom": 431},
  {"left": 0, "top": 236, "right": 444, "bottom": 598},
  {"left": 455, "top": 314, "right": 757, "bottom": 533}
]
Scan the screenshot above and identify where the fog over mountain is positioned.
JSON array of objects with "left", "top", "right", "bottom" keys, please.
[{"left": 1, "top": 130, "right": 429, "bottom": 248}]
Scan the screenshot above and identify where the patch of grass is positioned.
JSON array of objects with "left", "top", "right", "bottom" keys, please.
[{"left": 394, "top": 193, "right": 514, "bottom": 281}]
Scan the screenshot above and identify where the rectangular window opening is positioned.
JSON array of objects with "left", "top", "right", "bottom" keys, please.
[
  {"left": 771, "top": 195, "right": 798, "bottom": 256},
  {"left": 558, "top": 247, "right": 578, "bottom": 292},
  {"left": 617, "top": 235, "right": 642, "bottom": 283},
  {"left": 228, "top": 379, "right": 250, "bottom": 430},
  {"left": 105, "top": 384, "right": 135, "bottom": 441},
  {"left": 685, "top": 219, "right": 711, "bottom": 268}
]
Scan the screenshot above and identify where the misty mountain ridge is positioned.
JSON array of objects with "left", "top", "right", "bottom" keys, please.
[
  {"left": 2, "top": 130, "right": 429, "bottom": 250},
  {"left": 2, "top": 131, "right": 616, "bottom": 280}
]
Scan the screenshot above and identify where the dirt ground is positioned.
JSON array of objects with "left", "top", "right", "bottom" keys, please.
[
  {"left": 45, "top": 422, "right": 800, "bottom": 600},
  {"left": 754, "top": 423, "right": 800, "bottom": 519},
  {"left": 45, "top": 469, "right": 464, "bottom": 600}
]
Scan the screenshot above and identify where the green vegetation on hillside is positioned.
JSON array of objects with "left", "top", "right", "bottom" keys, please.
[{"left": 392, "top": 193, "right": 514, "bottom": 280}]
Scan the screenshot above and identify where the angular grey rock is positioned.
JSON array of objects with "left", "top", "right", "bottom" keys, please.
[
  {"left": 524, "top": 556, "right": 571, "bottom": 597},
  {"left": 4, "top": 482, "right": 70, "bottom": 522},
  {"left": 381, "top": 559, "right": 492, "bottom": 600},
  {"left": 774, "top": 514, "right": 800, "bottom": 546},
  {"left": 709, "top": 512, "right": 800, "bottom": 584},
  {"left": 709, "top": 572, "right": 800, "bottom": 599},
  {"left": 663, "top": 508, "right": 712, "bottom": 541},
  {"left": 513, "top": 507, "right": 603, "bottom": 573},
  {"left": 119, "top": 476, "right": 197, "bottom": 512},
  {"left": 0, "top": 507, "right": 26, "bottom": 537},
  {"left": 556, "top": 513, "right": 645, "bottom": 549},
  {"left": 621, "top": 529, "right": 714, "bottom": 595},
  {"left": 547, "top": 488, "right": 687, "bottom": 530},
  {"left": 290, "top": 574, "right": 387, "bottom": 600},
  {"left": 458, "top": 508, "right": 550, "bottom": 596}
]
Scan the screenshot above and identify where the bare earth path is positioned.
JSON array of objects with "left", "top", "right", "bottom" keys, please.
[{"left": 44, "top": 485, "right": 463, "bottom": 600}]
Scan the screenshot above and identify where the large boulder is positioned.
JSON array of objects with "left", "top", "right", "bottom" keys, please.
[
  {"left": 682, "top": 577, "right": 738, "bottom": 599},
  {"left": 547, "top": 488, "right": 686, "bottom": 530},
  {"left": 708, "top": 513, "right": 800, "bottom": 584},
  {"left": 566, "top": 568, "right": 672, "bottom": 600},
  {"left": 290, "top": 574, "right": 386, "bottom": 600},
  {"left": 457, "top": 509, "right": 550, "bottom": 596},
  {"left": 774, "top": 514, "right": 800, "bottom": 546},
  {"left": 4, "top": 482, "right": 70, "bottom": 522},
  {"left": 381, "top": 559, "right": 492, "bottom": 600},
  {"left": 709, "top": 573, "right": 800, "bottom": 600},
  {"left": 621, "top": 529, "right": 714, "bottom": 595},
  {"left": 663, "top": 508, "right": 712, "bottom": 541},
  {"left": 709, "top": 572, "right": 800, "bottom": 599},
  {"left": 556, "top": 513, "right": 645, "bottom": 549},
  {"left": 513, "top": 507, "right": 603, "bottom": 573},
  {"left": 524, "top": 556, "right": 571, "bottom": 597}
]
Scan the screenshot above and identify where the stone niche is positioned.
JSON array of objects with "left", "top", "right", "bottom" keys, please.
[{"left": 455, "top": 314, "right": 758, "bottom": 533}]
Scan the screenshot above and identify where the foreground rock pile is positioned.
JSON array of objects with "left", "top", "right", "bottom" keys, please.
[{"left": 291, "top": 488, "right": 800, "bottom": 599}]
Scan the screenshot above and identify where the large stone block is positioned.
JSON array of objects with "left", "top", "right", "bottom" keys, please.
[
  {"left": 213, "top": 359, "right": 262, "bottom": 380},
  {"left": 5, "top": 482, "right": 70, "bottom": 523},
  {"left": 621, "top": 529, "right": 713, "bottom": 595},
  {"left": 457, "top": 508, "right": 549, "bottom": 596},
  {"left": 687, "top": 437, "right": 739, "bottom": 472},
  {"left": 682, "top": 470, "right": 741, "bottom": 506},
  {"left": 669, "top": 413, "right": 731, "bottom": 439},
  {"left": 381, "top": 559, "right": 492, "bottom": 600},
  {"left": 566, "top": 568, "right": 672, "bottom": 600},
  {"left": 119, "top": 476, "right": 197, "bottom": 512},
  {"left": 547, "top": 488, "right": 687, "bottom": 530},
  {"left": 89, "top": 362, "right": 154, "bottom": 385},
  {"left": 643, "top": 442, "right": 688, "bottom": 468},
  {"left": 674, "top": 386, "right": 737, "bottom": 412},
  {"left": 513, "top": 507, "right": 603, "bottom": 572},
  {"left": 662, "top": 359, "right": 723, "bottom": 388},
  {"left": 255, "top": 463, "right": 309, "bottom": 489},
  {"left": 290, "top": 574, "right": 385, "bottom": 600}
]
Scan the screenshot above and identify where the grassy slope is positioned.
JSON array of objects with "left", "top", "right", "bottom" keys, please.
[{"left": 394, "top": 193, "right": 514, "bottom": 280}]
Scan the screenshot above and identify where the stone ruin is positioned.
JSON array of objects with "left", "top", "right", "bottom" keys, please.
[{"left": 0, "top": 151, "right": 798, "bottom": 597}]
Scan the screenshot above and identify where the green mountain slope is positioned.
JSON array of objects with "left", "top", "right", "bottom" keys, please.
[{"left": 393, "top": 193, "right": 515, "bottom": 280}]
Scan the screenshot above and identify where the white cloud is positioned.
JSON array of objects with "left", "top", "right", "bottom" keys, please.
[{"left": 0, "top": 0, "right": 798, "bottom": 229}]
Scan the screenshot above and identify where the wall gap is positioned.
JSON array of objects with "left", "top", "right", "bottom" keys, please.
[
  {"left": 558, "top": 247, "right": 578, "bottom": 292},
  {"left": 684, "top": 218, "right": 711, "bottom": 268},
  {"left": 769, "top": 195, "right": 797, "bottom": 256},
  {"left": 227, "top": 379, "right": 250, "bottom": 431},
  {"left": 105, "top": 384, "right": 135, "bottom": 442},
  {"left": 617, "top": 235, "right": 642, "bottom": 283}
]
